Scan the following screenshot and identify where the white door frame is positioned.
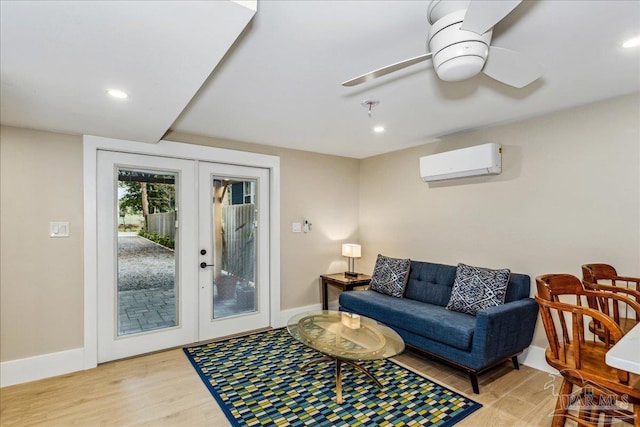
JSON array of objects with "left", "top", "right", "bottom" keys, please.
[{"left": 83, "top": 135, "right": 280, "bottom": 369}]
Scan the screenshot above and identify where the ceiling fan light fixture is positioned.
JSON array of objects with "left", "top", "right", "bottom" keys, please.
[
  {"left": 342, "top": 0, "right": 537, "bottom": 89},
  {"left": 437, "top": 55, "right": 486, "bottom": 82},
  {"left": 428, "top": 11, "right": 492, "bottom": 82},
  {"left": 433, "top": 41, "right": 489, "bottom": 81}
]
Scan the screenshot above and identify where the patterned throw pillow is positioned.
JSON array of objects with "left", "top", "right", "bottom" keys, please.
[
  {"left": 446, "top": 263, "right": 511, "bottom": 315},
  {"left": 369, "top": 254, "right": 411, "bottom": 298}
]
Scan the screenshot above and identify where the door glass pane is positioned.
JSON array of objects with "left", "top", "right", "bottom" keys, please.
[
  {"left": 211, "top": 177, "right": 257, "bottom": 319},
  {"left": 117, "top": 169, "right": 178, "bottom": 336}
]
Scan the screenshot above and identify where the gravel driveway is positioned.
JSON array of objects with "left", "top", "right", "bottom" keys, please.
[{"left": 117, "top": 235, "right": 175, "bottom": 291}]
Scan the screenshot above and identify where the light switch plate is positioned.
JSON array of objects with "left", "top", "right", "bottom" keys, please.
[
  {"left": 50, "top": 221, "right": 70, "bottom": 237},
  {"left": 292, "top": 222, "right": 302, "bottom": 233}
]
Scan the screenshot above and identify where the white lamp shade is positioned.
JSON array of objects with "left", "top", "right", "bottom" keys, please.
[{"left": 342, "top": 243, "right": 361, "bottom": 258}]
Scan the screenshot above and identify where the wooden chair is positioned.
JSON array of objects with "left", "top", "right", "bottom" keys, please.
[
  {"left": 538, "top": 272, "right": 640, "bottom": 343},
  {"left": 582, "top": 264, "right": 640, "bottom": 294},
  {"left": 536, "top": 274, "right": 640, "bottom": 426},
  {"left": 582, "top": 264, "right": 640, "bottom": 336}
]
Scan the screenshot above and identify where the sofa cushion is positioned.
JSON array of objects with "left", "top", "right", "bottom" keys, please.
[
  {"left": 339, "top": 290, "right": 476, "bottom": 351},
  {"left": 504, "top": 272, "right": 531, "bottom": 302},
  {"left": 369, "top": 254, "right": 411, "bottom": 298},
  {"left": 403, "top": 261, "right": 531, "bottom": 306},
  {"left": 404, "top": 262, "right": 457, "bottom": 306},
  {"left": 446, "top": 263, "right": 511, "bottom": 315}
]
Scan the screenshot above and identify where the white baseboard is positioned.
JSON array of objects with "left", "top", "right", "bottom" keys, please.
[
  {"left": 520, "top": 345, "right": 558, "bottom": 374},
  {"left": 1, "top": 306, "right": 322, "bottom": 388},
  {"left": 1, "top": 318, "right": 551, "bottom": 388},
  {"left": 1, "top": 347, "right": 85, "bottom": 388}
]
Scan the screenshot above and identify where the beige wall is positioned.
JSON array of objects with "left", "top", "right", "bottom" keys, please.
[
  {"left": 0, "top": 127, "right": 359, "bottom": 362},
  {"left": 358, "top": 93, "right": 640, "bottom": 348},
  {"left": 0, "top": 127, "right": 84, "bottom": 361},
  {"left": 1, "top": 93, "right": 638, "bottom": 363}
]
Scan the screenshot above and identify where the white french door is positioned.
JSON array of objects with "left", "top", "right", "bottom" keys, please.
[
  {"left": 96, "top": 150, "right": 271, "bottom": 363},
  {"left": 97, "top": 151, "right": 197, "bottom": 362},
  {"left": 197, "top": 162, "right": 270, "bottom": 338}
]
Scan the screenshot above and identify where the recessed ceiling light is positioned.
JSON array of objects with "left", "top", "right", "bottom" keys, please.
[
  {"left": 373, "top": 126, "right": 385, "bottom": 133},
  {"left": 622, "top": 36, "right": 640, "bottom": 49},
  {"left": 107, "top": 89, "right": 129, "bottom": 99}
]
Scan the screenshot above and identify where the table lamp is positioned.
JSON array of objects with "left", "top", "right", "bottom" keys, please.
[{"left": 342, "top": 243, "right": 361, "bottom": 278}]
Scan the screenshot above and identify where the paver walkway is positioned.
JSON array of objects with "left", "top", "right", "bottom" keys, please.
[
  {"left": 117, "top": 234, "right": 176, "bottom": 335},
  {"left": 118, "top": 288, "right": 176, "bottom": 335},
  {"left": 116, "top": 234, "right": 249, "bottom": 335}
]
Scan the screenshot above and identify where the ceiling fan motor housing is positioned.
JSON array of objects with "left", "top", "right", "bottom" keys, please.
[
  {"left": 428, "top": 10, "right": 492, "bottom": 82},
  {"left": 427, "top": 0, "right": 471, "bottom": 24}
]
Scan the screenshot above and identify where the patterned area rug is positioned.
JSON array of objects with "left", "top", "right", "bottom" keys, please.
[{"left": 184, "top": 328, "right": 481, "bottom": 426}]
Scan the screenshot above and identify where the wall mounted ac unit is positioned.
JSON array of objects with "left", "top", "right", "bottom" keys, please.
[{"left": 419, "top": 143, "right": 502, "bottom": 182}]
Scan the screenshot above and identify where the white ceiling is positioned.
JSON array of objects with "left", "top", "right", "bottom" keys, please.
[
  {"left": 0, "top": 0, "right": 255, "bottom": 143},
  {"left": 2, "top": 1, "right": 639, "bottom": 158}
]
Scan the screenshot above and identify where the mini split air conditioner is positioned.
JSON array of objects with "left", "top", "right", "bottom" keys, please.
[{"left": 419, "top": 143, "right": 502, "bottom": 182}]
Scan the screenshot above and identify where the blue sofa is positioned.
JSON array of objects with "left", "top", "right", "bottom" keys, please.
[{"left": 339, "top": 260, "right": 539, "bottom": 393}]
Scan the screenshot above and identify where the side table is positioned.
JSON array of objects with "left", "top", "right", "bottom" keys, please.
[{"left": 320, "top": 273, "right": 371, "bottom": 310}]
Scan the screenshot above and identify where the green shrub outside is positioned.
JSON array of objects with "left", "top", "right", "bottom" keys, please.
[{"left": 138, "top": 230, "right": 175, "bottom": 249}]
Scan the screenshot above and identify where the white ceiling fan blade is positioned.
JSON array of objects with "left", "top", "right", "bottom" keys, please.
[
  {"left": 482, "top": 46, "right": 542, "bottom": 88},
  {"left": 461, "top": 0, "right": 522, "bottom": 35},
  {"left": 342, "top": 53, "right": 433, "bottom": 87}
]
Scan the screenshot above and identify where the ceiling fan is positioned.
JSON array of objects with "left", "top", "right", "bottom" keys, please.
[{"left": 342, "top": 0, "right": 542, "bottom": 89}]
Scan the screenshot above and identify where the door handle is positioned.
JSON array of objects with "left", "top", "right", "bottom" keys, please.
[{"left": 200, "top": 249, "right": 212, "bottom": 269}]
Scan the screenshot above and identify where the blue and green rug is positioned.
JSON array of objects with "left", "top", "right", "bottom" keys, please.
[{"left": 184, "top": 328, "right": 481, "bottom": 426}]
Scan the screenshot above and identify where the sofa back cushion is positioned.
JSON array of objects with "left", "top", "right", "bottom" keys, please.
[
  {"left": 404, "top": 262, "right": 457, "bottom": 306},
  {"left": 404, "top": 260, "right": 530, "bottom": 307},
  {"left": 503, "top": 272, "right": 531, "bottom": 302}
]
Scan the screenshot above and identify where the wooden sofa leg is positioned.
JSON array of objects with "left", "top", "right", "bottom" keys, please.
[
  {"left": 469, "top": 373, "right": 480, "bottom": 394},
  {"left": 512, "top": 356, "right": 520, "bottom": 370}
]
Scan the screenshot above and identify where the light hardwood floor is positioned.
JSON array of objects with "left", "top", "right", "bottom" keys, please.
[{"left": 0, "top": 342, "right": 585, "bottom": 426}]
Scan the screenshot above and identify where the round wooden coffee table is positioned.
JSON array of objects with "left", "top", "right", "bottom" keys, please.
[{"left": 287, "top": 310, "right": 404, "bottom": 403}]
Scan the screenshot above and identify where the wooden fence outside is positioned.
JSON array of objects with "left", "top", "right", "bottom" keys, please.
[
  {"left": 222, "top": 204, "right": 255, "bottom": 282},
  {"left": 146, "top": 206, "right": 254, "bottom": 281},
  {"left": 147, "top": 211, "right": 176, "bottom": 240}
]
